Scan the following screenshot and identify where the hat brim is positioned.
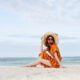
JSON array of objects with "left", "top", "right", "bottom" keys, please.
[{"left": 41, "top": 32, "right": 59, "bottom": 46}]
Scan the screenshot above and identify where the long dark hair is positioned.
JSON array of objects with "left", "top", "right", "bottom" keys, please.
[{"left": 45, "top": 35, "right": 55, "bottom": 50}]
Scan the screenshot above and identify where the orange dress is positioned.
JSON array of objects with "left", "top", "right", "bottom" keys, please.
[{"left": 38, "top": 43, "right": 62, "bottom": 68}]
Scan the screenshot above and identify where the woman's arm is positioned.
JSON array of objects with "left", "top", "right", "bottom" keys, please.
[
  {"left": 40, "top": 38, "right": 43, "bottom": 52},
  {"left": 54, "top": 52, "right": 66, "bottom": 68},
  {"left": 40, "top": 43, "right": 43, "bottom": 52},
  {"left": 40, "top": 39, "right": 47, "bottom": 52}
]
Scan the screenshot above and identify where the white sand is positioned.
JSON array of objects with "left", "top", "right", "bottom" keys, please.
[{"left": 0, "top": 65, "right": 80, "bottom": 80}]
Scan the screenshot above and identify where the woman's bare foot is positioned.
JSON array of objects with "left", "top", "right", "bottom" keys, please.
[{"left": 20, "top": 64, "right": 37, "bottom": 67}]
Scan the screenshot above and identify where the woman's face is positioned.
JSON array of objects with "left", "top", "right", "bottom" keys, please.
[{"left": 47, "top": 36, "right": 54, "bottom": 45}]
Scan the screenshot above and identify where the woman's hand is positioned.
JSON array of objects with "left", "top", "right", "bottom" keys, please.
[{"left": 40, "top": 38, "right": 43, "bottom": 52}]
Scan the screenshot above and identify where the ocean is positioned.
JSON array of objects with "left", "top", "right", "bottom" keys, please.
[{"left": 0, "top": 57, "right": 80, "bottom": 66}]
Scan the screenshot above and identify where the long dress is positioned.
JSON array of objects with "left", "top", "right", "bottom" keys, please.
[{"left": 38, "top": 43, "right": 62, "bottom": 68}]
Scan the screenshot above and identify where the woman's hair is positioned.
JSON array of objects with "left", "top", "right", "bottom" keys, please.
[{"left": 45, "top": 35, "right": 55, "bottom": 50}]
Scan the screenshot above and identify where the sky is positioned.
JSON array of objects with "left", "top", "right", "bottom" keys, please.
[{"left": 0, "top": 0, "right": 80, "bottom": 57}]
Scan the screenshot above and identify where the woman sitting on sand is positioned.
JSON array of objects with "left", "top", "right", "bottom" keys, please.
[{"left": 23, "top": 32, "right": 65, "bottom": 68}]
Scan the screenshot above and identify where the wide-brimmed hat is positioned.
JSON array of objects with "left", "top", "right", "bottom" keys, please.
[{"left": 41, "top": 32, "right": 59, "bottom": 46}]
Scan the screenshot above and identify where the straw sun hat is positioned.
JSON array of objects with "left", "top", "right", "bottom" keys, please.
[{"left": 41, "top": 32, "right": 59, "bottom": 46}]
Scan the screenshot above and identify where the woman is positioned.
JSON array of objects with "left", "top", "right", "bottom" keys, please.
[{"left": 23, "top": 32, "right": 65, "bottom": 68}]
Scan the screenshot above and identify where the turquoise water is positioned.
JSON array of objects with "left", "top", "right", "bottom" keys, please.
[{"left": 0, "top": 57, "right": 80, "bottom": 66}]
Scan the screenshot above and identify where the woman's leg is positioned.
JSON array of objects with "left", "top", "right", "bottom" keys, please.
[
  {"left": 23, "top": 58, "right": 41, "bottom": 67},
  {"left": 23, "top": 57, "right": 51, "bottom": 67},
  {"left": 40, "top": 58, "right": 51, "bottom": 66}
]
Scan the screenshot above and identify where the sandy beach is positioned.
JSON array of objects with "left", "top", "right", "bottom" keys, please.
[{"left": 0, "top": 65, "right": 80, "bottom": 80}]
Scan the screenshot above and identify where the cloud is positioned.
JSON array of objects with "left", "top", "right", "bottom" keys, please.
[
  {"left": 0, "top": 0, "right": 80, "bottom": 57},
  {"left": 0, "top": 0, "right": 80, "bottom": 40},
  {"left": 0, "top": 36, "right": 80, "bottom": 57},
  {"left": 0, "top": 0, "right": 80, "bottom": 24},
  {"left": 0, "top": 33, "right": 79, "bottom": 45}
]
